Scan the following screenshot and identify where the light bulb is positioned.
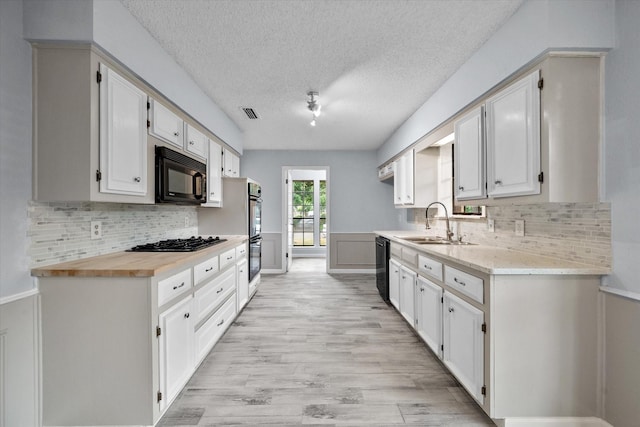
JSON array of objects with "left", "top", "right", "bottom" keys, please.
[{"left": 310, "top": 118, "right": 316, "bottom": 127}]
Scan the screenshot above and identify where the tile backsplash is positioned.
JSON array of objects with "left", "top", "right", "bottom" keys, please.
[
  {"left": 407, "top": 202, "right": 611, "bottom": 267},
  {"left": 28, "top": 201, "right": 199, "bottom": 267}
]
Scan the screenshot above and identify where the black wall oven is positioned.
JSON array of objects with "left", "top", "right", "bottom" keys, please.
[
  {"left": 248, "top": 182, "right": 262, "bottom": 282},
  {"left": 155, "top": 146, "right": 206, "bottom": 205}
]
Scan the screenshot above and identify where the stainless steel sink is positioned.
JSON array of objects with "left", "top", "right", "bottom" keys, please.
[{"left": 396, "top": 236, "right": 475, "bottom": 245}]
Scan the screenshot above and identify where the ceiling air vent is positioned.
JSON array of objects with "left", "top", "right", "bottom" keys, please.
[{"left": 240, "top": 107, "right": 260, "bottom": 120}]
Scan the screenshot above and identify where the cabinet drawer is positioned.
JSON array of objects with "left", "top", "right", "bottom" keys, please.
[
  {"left": 194, "top": 268, "right": 236, "bottom": 323},
  {"left": 194, "top": 255, "right": 219, "bottom": 285},
  {"left": 444, "top": 266, "right": 484, "bottom": 304},
  {"left": 158, "top": 269, "right": 192, "bottom": 307},
  {"left": 219, "top": 248, "right": 236, "bottom": 270},
  {"left": 235, "top": 243, "right": 247, "bottom": 259},
  {"left": 401, "top": 246, "right": 419, "bottom": 268},
  {"left": 194, "top": 294, "right": 236, "bottom": 363},
  {"left": 418, "top": 254, "right": 443, "bottom": 281}
]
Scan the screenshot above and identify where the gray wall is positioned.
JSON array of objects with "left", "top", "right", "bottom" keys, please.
[
  {"left": 0, "top": 0, "right": 33, "bottom": 299},
  {"left": 241, "top": 150, "right": 399, "bottom": 233}
]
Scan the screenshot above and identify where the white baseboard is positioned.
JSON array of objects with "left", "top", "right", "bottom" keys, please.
[
  {"left": 328, "top": 268, "right": 375, "bottom": 274},
  {"left": 499, "top": 417, "right": 612, "bottom": 427},
  {"left": 260, "top": 268, "right": 285, "bottom": 274}
]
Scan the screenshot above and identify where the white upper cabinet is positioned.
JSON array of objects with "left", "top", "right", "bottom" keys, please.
[
  {"left": 486, "top": 70, "right": 541, "bottom": 198},
  {"left": 202, "top": 138, "right": 223, "bottom": 207},
  {"left": 99, "top": 63, "right": 147, "bottom": 196},
  {"left": 454, "top": 106, "right": 486, "bottom": 200},
  {"left": 393, "top": 150, "right": 414, "bottom": 206},
  {"left": 149, "top": 98, "right": 184, "bottom": 148},
  {"left": 223, "top": 148, "right": 240, "bottom": 177},
  {"left": 185, "top": 124, "right": 208, "bottom": 160}
]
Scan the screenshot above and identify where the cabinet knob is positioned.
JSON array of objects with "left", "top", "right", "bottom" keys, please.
[
  {"left": 494, "top": 180, "right": 502, "bottom": 185},
  {"left": 133, "top": 177, "right": 141, "bottom": 182},
  {"left": 184, "top": 313, "right": 190, "bottom": 319},
  {"left": 448, "top": 307, "right": 455, "bottom": 313},
  {"left": 189, "top": 140, "right": 195, "bottom": 145},
  {"left": 420, "top": 287, "right": 425, "bottom": 292},
  {"left": 174, "top": 131, "right": 180, "bottom": 137}
]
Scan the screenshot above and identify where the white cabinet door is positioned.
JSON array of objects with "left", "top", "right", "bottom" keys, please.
[
  {"left": 185, "top": 124, "right": 208, "bottom": 160},
  {"left": 454, "top": 106, "right": 486, "bottom": 200},
  {"left": 149, "top": 98, "right": 183, "bottom": 148},
  {"left": 486, "top": 69, "right": 541, "bottom": 198},
  {"left": 416, "top": 275, "right": 442, "bottom": 357},
  {"left": 223, "top": 148, "right": 240, "bottom": 177},
  {"left": 443, "top": 291, "right": 484, "bottom": 403},
  {"left": 393, "top": 151, "right": 415, "bottom": 206},
  {"left": 158, "top": 295, "right": 194, "bottom": 411},
  {"left": 389, "top": 258, "right": 401, "bottom": 310},
  {"left": 399, "top": 265, "right": 416, "bottom": 327},
  {"left": 237, "top": 258, "right": 249, "bottom": 311},
  {"left": 99, "top": 63, "right": 147, "bottom": 196},
  {"left": 203, "top": 139, "right": 222, "bottom": 207}
]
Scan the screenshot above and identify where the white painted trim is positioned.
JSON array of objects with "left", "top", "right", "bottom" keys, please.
[
  {"left": 292, "top": 253, "right": 327, "bottom": 258},
  {"left": 599, "top": 286, "right": 640, "bottom": 303},
  {"left": 260, "top": 269, "right": 285, "bottom": 275},
  {"left": 328, "top": 268, "right": 375, "bottom": 274},
  {"left": 0, "top": 289, "right": 39, "bottom": 306},
  {"left": 501, "top": 417, "right": 612, "bottom": 427}
]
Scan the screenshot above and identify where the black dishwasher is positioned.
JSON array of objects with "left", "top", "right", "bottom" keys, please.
[{"left": 375, "top": 236, "right": 390, "bottom": 302}]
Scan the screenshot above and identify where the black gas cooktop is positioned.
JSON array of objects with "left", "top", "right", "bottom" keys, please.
[{"left": 128, "top": 236, "right": 227, "bottom": 252}]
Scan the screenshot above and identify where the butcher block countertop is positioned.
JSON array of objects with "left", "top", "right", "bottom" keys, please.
[
  {"left": 31, "top": 235, "right": 247, "bottom": 278},
  {"left": 376, "top": 231, "right": 610, "bottom": 276}
]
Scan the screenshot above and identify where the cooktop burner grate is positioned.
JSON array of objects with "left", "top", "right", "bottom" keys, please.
[{"left": 128, "top": 236, "right": 227, "bottom": 252}]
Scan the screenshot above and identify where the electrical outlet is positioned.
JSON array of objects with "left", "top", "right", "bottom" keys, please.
[
  {"left": 487, "top": 218, "right": 495, "bottom": 233},
  {"left": 91, "top": 221, "right": 102, "bottom": 240},
  {"left": 184, "top": 216, "right": 189, "bottom": 227},
  {"left": 515, "top": 219, "right": 525, "bottom": 237}
]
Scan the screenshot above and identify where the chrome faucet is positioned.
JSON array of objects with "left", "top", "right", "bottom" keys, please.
[{"left": 425, "top": 201, "right": 454, "bottom": 241}]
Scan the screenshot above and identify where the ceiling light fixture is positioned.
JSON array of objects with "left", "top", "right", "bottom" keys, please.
[{"left": 307, "top": 91, "right": 321, "bottom": 126}]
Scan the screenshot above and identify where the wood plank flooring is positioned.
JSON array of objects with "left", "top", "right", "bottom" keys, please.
[{"left": 159, "top": 258, "right": 495, "bottom": 426}]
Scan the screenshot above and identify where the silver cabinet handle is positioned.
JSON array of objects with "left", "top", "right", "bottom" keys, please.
[
  {"left": 458, "top": 186, "right": 464, "bottom": 191},
  {"left": 449, "top": 307, "right": 455, "bottom": 313},
  {"left": 216, "top": 287, "right": 224, "bottom": 294},
  {"left": 454, "top": 277, "right": 466, "bottom": 286},
  {"left": 494, "top": 180, "right": 502, "bottom": 185},
  {"left": 205, "top": 267, "right": 214, "bottom": 272},
  {"left": 133, "top": 177, "right": 141, "bottom": 182},
  {"left": 420, "top": 287, "right": 425, "bottom": 292},
  {"left": 217, "top": 319, "right": 224, "bottom": 327},
  {"left": 173, "top": 131, "right": 180, "bottom": 136},
  {"left": 184, "top": 313, "right": 190, "bottom": 319},
  {"left": 423, "top": 265, "right": 432, "bottom": 270},
  {"left": 173, "top": 282, "right": 185, "bottom": 290},
  {"left": 227, "top": 256, "right": 233, "bottom": 260},
  {"left": 189, "top": 140, "right": 195, "bottom": 145}
]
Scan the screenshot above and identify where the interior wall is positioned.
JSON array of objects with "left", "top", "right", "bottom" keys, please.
[
  {"left": 602, "top": 1, "right": 640, "bottom": 425},
  {"left": 241, "top": 150, "right": 398, "bottom": 233}
]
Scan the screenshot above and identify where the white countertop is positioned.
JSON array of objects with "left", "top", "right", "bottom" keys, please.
[{"left": 376, "top": 230, "right": 610, "bottom": 276}]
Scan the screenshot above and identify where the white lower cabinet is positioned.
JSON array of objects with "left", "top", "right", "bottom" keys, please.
[
  {"left": 195, "top": 294, "right": 236, "bottom": 363},
  {"left": 443, "top": 291, "right": 484, "bottom": 403},
  {"left": 158, "top": 294, "right": 194, "bottom": 412},
  {"left": 415, "top": 275, "right": 443, "bottom": 357},
  {"left": 399, "top": 265, "right": 416, "bottom": 326},
  {"left": 237, "top": 258, "right": 249, "bottom": 311},
  {"left": 389, "top": 258, "right": 401, "bottom": 310}
]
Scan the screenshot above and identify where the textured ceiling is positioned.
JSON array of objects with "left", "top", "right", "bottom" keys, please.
[{"left": 120, "top": 0, "right": 523, "bottom": 151}]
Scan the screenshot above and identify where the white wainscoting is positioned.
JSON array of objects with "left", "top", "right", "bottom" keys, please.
[
  {"left": 260, "top": 232, "right": 283, "bottom": 274},
  {"left": 0, "top": 291, "right": 40, "bottom": 427},
  {"left": 329, "top": 233, "right": 376, "bottom": 273},
  {"left": 497, "top": 417, "right": 612, "bottom": 427}
]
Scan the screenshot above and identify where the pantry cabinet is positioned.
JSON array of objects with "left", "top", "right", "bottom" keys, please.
[
  {"left": 98, "top": 63, "right": 148, "bottom": 196},
  {"left": 149, "top": 98, "right": 184, "bottom": 149},
  {"left": 443, "top": 291, "right": 485, "bottom": 403}
]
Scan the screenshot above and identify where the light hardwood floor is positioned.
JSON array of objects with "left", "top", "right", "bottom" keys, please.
[{"left": 159, "top": 258, "right": 494, "bottom": 426}]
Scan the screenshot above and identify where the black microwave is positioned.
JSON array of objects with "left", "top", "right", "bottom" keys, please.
[{"left": 155, "top": 146, "right": 206, "bottom": 205}]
